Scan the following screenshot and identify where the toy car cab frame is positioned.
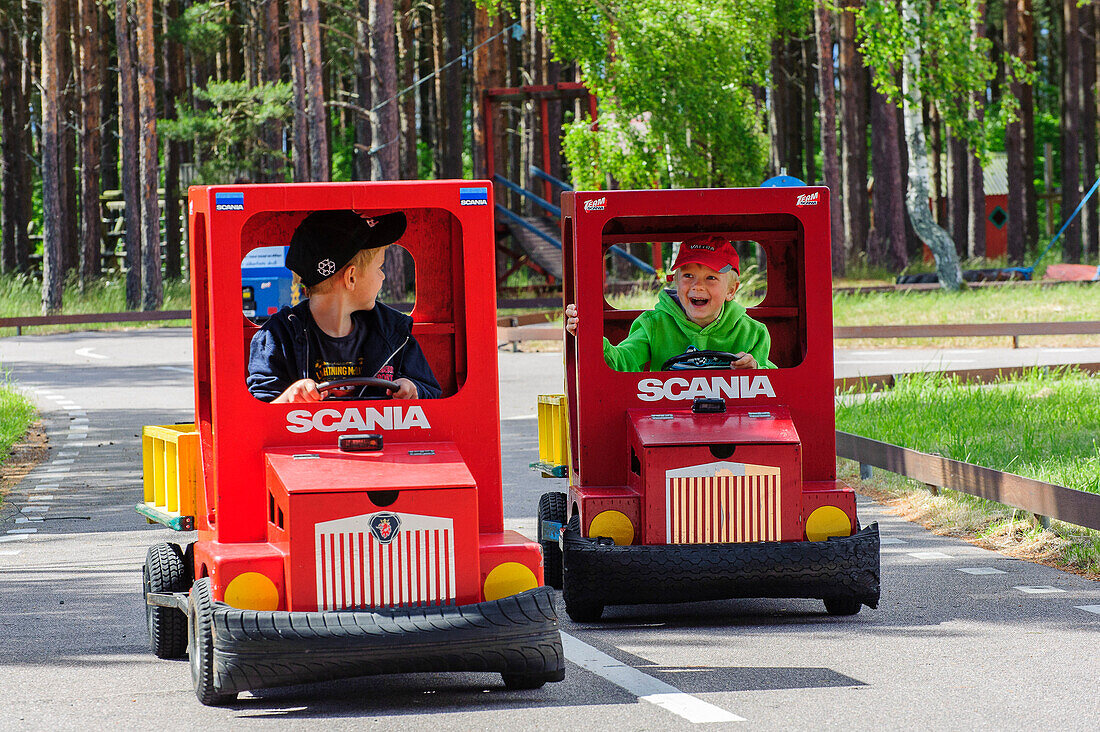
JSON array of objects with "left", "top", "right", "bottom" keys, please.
[
  {"left": 141, "top": 181, "right": 563, "bottom": 704},
  {"left": 539, "top": 186, "right": 880, "bottom": 621}
]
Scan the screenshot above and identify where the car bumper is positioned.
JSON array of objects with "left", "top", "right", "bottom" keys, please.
[
  {"left": 563, "top": 523, "right": 880, "bottom": 610},
  {"left": 183, "top": 587, "right": 564, "bottom": 694}
]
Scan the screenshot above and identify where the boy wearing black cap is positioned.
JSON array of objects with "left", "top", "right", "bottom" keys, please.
[
  {"left": 246, "top": 209, "right": 442, "bottom": 403},
  {"left": 564, "top": 234, "right": 775, "bottom": 371}
]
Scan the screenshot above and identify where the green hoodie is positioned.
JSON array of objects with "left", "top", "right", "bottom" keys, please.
[{"left": 602, "top": 289, "right": 776, "bottom": 372}]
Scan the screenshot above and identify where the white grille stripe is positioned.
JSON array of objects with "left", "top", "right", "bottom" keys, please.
[
  {"left": 666, "top": 463, "right": 781, "bottom": 544},
  {"left": 315, "top": 512, "right": 456, "bottom": 611}
]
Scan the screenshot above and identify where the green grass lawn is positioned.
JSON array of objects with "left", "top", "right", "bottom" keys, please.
[
  {"left": 0, "top": 377, "right": 37, "bottom": 508},
  {"left": 837, "top": 368, "right": 1100, "bottom": 574}
]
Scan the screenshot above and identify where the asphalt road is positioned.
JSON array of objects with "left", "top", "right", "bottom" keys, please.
[{"left": 1, "top": 328, "right": 1098, "bottom": 730}]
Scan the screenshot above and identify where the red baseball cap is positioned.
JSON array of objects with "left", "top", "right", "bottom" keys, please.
[{"left": 670, "top": 235, "right": 739, "bottom": 274}]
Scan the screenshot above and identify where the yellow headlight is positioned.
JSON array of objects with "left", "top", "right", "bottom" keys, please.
[
  {"left": 224, "top": 571, "right": 280, "bottom": 611},
  {"left": 805, "top": 505, "right": 852, "bottom": 542},
  {"left": 589, "top": 509, "right": 634, "bottom": 546},
  {"left": 483, "top": 562, "right": 538, "bottom": 601}
]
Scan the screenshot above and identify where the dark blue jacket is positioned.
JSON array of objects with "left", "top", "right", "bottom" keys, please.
[{"left": 246, "top": 300, "right": 442, "bottom": 402}]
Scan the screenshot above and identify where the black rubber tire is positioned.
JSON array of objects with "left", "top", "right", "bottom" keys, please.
[
  {"left": 561, "top": 515, "right": 605, "bottom": 622},
  {"left": 823, "top": 597, "right": 863, "bottom": 616},
  {"left": 564, "top": 599, "right": 605, "bottom": 623},
  {"left": 144, "top": 543, "right": 189, "bottom": 659},
  {"left": 537, "top": 492, "right": 567, "bottom": 590},
  {"left": 501, "top": 669, "right": 565, "bottom": 690},
  {"left": 188, "top": 578, "right": 236, "bottom": 706}
]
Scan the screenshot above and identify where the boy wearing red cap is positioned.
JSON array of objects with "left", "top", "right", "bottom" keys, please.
[
  {"left": 564, "top": 235, "right": 775, "bottom": 371},
  {"left": 247, "top": 209, "right": 441, "bottom": 403}
]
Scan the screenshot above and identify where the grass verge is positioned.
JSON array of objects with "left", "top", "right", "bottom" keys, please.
[
  {"left": 0, "top": 376, "right": 39, "bottom": 509},
  {"left": 837, "top": 368, "right": 1100, "bottom": 577}
]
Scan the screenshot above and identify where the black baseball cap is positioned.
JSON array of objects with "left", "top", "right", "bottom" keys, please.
[{"left": 285, "top": 209, "right": 408, "bottom": 287}]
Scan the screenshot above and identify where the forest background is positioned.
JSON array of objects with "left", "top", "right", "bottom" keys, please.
[{"left": 0, "top": 0, "right": 1097, "bottom": 313}]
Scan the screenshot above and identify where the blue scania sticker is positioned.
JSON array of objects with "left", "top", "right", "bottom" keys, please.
[
  {"left": 215, "top": 191, "right": 245, "bottom": 211},
  {"left": 368, "top": 512, "right": 401, "bottom": 544},
  {"left": 459, "top": 187, "right": 488, "bottom": 206}
]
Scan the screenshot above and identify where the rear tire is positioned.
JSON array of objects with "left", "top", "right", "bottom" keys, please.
[
  {"left": 144, "top": 543, "right": 189, "bottom": 659},
  {"left": 537, "top": 492, "right": 567, "bottom": 590},
  {"left": 501, "top": 669, "right": 565, "bottom": 690},
  {"left": 824, "top": 597, "right": 862, "bottom": 616},
  {"left": 188, "top": 578, "right": 236, "bottom": 706}
]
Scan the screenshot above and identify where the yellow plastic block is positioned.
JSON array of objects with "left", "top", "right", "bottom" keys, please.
[
  {"left": 140, "top": 424, "right": 199, "bottom": 529},
  {"left": 535, "top": 395, "right": 569, "bottom": 476}
]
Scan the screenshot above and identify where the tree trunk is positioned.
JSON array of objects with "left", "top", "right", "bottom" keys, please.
[
  {"left": 472, "top": 4, "right": 492, "bottom": 179},
  {"left": 438, "top": 0, "right": 463, "bottom": 178},
  {"left": 867, "top": 82, "right": 908, "bottom": 269},
  {"left": 286, "top": 0, "right": 311, "bottom": 181},
  {"left": 900, "top": 0, "right": 962, "bottom": 289},
  {"left": 355, "top": 0, "right": 373, "bottom": 182},
  {"left": 300, "top": 0, "right": 330, "bottom": 181},
  {"left": 814, "top": 0, "right": 845, "bottom": 274},
  {"left": 77, "top": 0, "right": 103, "bottom": 284},
  {"left": 947, "top": 129, "right": 968, "bottom": 257},
  {"left": 369, "top": 0, "right": 399, "bottom": 181},
  {"left": 1060, "top": 0, "right": 1082, "bottom": 262},
  {"left": 397, "top": 0, "right": 418, "bottom": 180},
  {"left": 260, "top": 0, "right": 283, "bottom": 182},
  {"left": 967, "top": 2, "right": 987, "bottom": 259},
  {"left": 769, "top": 37, "right": 787, "bottom": 175},
  {"left": 803, "top": 36, "right": 817, "bottom": 185},
  {"left": 839, "top": 0, "right": 868, "bottom": 261},
  {"left": 59, "top": 0, "right": 80, "bottom": 276},
  {"left": 0, "top": 13, "right": 32, "bottom": 274},
  {"left": 41, "top": 0, "right": 65, "bottom": 314},
  {"left": 1080, "top": 2, "right": 1097, "bottom": 261},
  {"left": 136, "top": 0, "right": 161, "bottom": 309},
  {"left": 116, "top": 0, "right": 142, "bottom": 309},
  {"left": 1019, "top": 0, "right": 1038, "bottom": 252},
  {"left": 1004, "top": 0, "right": 1026, "bottom": 263},
  {"left": 162, "top": 0, "right": 184, "bottom": 277}
]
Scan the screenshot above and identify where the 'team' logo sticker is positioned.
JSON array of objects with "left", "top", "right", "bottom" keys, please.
[
  {"left": 795, "top": 192, "right": 819, "bottom": 206},
  {"left": 215, "top": 191, "right": 244, "bottom": 211},
  {"left": 583, "top": 197, "right": 606, "bottom": 211}
]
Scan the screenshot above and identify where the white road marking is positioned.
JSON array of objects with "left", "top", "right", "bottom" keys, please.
[
  {"left": 956, "top": 567, "right": 1006, "bottom": 575},
  {"left": 908, "top": 551, "right": 952, "bottom": 560},
  {"left": 65, "top": 441, "right": 85, "bottom": 447},
  {"left": 0, "top": 549, "right": 23, "bottom": 556},
  {"left": 57, "top": 452, "right": 78, "bottom": 457},
  {"left": 0, "top": 534, "right": 30, "bottom": 543},
  {"left": 1014, "top": 586, "right": 1065, "bottom": 594},
  {"left": 1075, "top": 605, "right": 1100, "bottom": 615},
  {"left": 7, "top": 528, "right": 38, "bottom": 534},
  {"left": 880, "top": 537, "right": 907, "bottom": 545},
  {"left": 41, "top": 466, "right": 70, "bottom": 473},
  {"left": 46, "top": 395, "right": 67, "bottom": 401},
  {"left": 21, "top": 506, "right": 49, "bottom": 513},
  {"left": 66, "top": 411, "right": 86, "bottom": 417},
  {"left": 840, "top": 358, "right": 976, "bottom": 365},
  {"left": 501, "top": 413, "right": 538, "bottom": 421},
  {"left": 561, "top": 632, "right": 745, "bottom": 724},
  {"left": 69, "top": 418, "right": 88, "bottom": 425},
  {"left": 35, "top": 484, "right": 59, "bottom": 491},
  {"left": 14, "top": 517, "right": 43, "bottom": 524},
  {"left": 75, "top": 347, "right": 107, "bottom": 359},
  {"left": 28, "top": 495, "right": 54, "bottom": 501},
  {"left": 158, "top": 366, "right": 192, "bottom": 373},
  {"left": 51, "top": 459, "right": 75, "bottom": 465}
]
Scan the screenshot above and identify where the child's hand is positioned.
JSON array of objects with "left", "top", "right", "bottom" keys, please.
[
  {"left": 388, "top": 378, "right": 419, "bottom": 400},
  {"left": 564, "top": 303, "right": 579, "bottom": 336},
  {"left": 273, "top": 378, "right": 322, "bottom": 403},
  {"left": 731, "top": 352, "right": 757, "bottom": 370}
]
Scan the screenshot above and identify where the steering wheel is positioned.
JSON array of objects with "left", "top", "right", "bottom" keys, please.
[
  {"left": 316, "top": 377, "right": 402, "bottom": 400},
  {"left": 661, "top": 350, "right": 741, "bottom": 370}
]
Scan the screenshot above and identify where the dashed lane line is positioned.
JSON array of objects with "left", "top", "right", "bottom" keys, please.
[
  {"left": 956, "top": 567, "right": 1007, "bottom": 575},
  {"left": 907, "top": 551, "right": 952, "bottom": 560},
  {"left": 1076, "top": 606, "right": 1100, "bottom": 615},
  {"left": 561, "top": 632, "right": 745, "bottom": 724},
  {"left": 1014, "top": 586, "right": 1066, "bottom": 594}
]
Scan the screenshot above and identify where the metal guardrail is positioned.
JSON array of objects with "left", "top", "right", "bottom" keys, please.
[
  {"left": 836, "top": 430, "right": 1100, "bottom": 531},
  {"left": 0, "top": 310, "right": 191, "bottom": 335},
  {"left": 835, "top": 320, "right": 1100, "bottom": 348}
]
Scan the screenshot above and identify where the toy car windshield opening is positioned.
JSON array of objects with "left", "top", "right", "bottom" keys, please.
[
  {"left": 239, "top": 207, "right": 466, "bottom": 402},
  {"left": 597, "top": 215, "right": 807, "bottom": 372}
]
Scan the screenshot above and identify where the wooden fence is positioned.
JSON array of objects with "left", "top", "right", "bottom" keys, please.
[{"left": 836, "top": 431, "right": 1100, "bottom": 532}]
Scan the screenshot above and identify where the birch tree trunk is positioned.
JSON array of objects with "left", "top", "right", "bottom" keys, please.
[
  {"left": 41, "top": 0, "right": 64, "bottom": 313},
  {"left": 286, "top": 0, "right": 311, "bottom": 181},
  {"left": 116, "top": 0, "right": 142, "bottom": 309},
  {"left": 814, "top": 0, "right": 845, "bottom": 274},
  {"left": 900, "top": 0, "right": 962, "bottom": 289}
]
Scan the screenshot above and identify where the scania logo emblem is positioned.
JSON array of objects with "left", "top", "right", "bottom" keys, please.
[
  {"left": 317, "top": 258, "right": 336, "bottom": 277},
  {"left": 368, "top": 513, "right": 401, "bottom": 544}
]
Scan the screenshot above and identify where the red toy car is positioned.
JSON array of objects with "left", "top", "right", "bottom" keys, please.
[
  {"left": 139, "top": 181, "right": 563, "bottom": 704},
  {"left": 535, "top": 187, "right": 880, "bottom": 622}
]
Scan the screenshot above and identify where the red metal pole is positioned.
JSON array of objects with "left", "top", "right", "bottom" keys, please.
[{"left": 540, "top": 97, "right": 552, "bottom": 204}]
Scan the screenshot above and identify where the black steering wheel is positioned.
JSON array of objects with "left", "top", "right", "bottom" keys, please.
[
  {"left": 316, "top": 377, "right": 402, "bottom": 400},
  {"left": 661, "top": 350, "right": 741, "bottom": 370}
]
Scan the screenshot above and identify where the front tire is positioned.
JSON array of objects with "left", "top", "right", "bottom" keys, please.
[
  {"left": 188, "top": 578, "right": 236, "bottom": 706},
  {"left": 537, "top": 492, "right": 567, "bottom": 590},
  {"left": 823, "top": 597, "right": 862, "bottom": 616},
  {"left": 144, "top": 543, "right": 189, "bottom": 659}
]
